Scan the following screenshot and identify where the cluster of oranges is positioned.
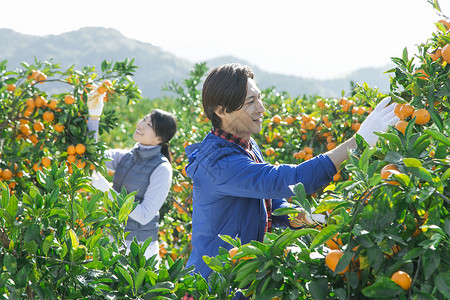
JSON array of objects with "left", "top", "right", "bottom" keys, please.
[
  {"left": 394, "top": 103, "right": 430, "bottom": 134},
  {"left": 66, "top": 144, "right": 90, "bottom": 173},
  {"left": 428, "top": 20, "right": 450, "bottom": 64}
]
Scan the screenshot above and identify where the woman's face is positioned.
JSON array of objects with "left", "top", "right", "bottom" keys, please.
[{"left": 133, "top": 114, "right": 162, "bottom": 146}]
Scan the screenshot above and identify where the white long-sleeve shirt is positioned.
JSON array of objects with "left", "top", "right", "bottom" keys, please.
[{"left": 88, "top": 119, "right": 172, "bottom": 226}]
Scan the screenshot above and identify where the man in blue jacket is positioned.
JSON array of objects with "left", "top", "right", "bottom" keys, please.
[{"left": 184, "top": 63, "right": 398, "bottom": 281}]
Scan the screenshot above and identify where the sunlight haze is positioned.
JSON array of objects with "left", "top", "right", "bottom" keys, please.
[{"left": 1, "top": 0, "right": 449, "bottom": 79}]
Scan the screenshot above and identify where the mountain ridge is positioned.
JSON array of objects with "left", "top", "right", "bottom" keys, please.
[{"left": 0, "top": 27, "right": 391, "bottom": 98}]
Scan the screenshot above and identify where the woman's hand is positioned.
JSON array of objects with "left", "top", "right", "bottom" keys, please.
[{"left": 87, "top": 86, "right": 106, "bottom": 118}]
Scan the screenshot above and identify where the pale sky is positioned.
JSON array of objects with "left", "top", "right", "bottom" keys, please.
[{"left": 1, "top": 0, "right": 449, "bottom": 79}]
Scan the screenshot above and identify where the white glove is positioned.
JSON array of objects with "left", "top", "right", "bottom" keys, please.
[
  {"left": 91, "top": 170, "right": 112, "bottom": 192},
  {"left": 304, "top": 207, "right": 327, "bottom": 224},
  {"left": 87, "top": 86, "right": 105, "bottom": 117},
  {"left": 357, "top": 97, "right": 399, "bottom": 146}
]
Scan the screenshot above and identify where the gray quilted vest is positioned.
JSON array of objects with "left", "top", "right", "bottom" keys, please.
[{"left": 112, "top": 144, "right": 167, "bottom": 244}]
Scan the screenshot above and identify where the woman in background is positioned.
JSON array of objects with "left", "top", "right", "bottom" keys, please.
[{"left": 87, "top": 87, "right": 177, "bottom": 259}]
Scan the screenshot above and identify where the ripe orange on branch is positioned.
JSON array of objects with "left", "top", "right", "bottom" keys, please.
[
  {"left": 43, "top": 111, "right": 55, "bottom": 122},
  {"left": 2, "top": 169, "right": 13, "bottom": 180},
  {"left": 391, "top": 271, "right": 412, "bottom": 290},
  {"left": 64, "top": 95, "right": 75, "bottom": 105},
  {"left": 75, "top": 144, "right": 86, "bottom": 155},
  {"left": 442, "top": 44, "right": 450, "bottom": 63},
  {"left": 325, "top": 250, "right": 349, "bottom": 274},
  {"left": 394, "top": 120, "right": 408, "bottom": 134},
  {"left": 412, "top": 108, "right": 430, "bottom": 125}
]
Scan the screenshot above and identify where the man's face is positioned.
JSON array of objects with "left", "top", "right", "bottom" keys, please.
[{"left": 217, "top": 78, "right": 266, "bottom": 140}]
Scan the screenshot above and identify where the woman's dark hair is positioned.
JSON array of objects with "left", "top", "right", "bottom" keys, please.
[
  {"left": 202, "top": 63, "right": 254, "bottom": 128},
  {"left": 150, "top": 109, "right": 177, "bottom": 163}
]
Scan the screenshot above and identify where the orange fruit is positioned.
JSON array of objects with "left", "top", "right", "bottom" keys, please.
[
  {"left": 285, "top": 116, "right": 295, "bottom": 125},
  {"left": 395, "top": 120, "right": 408, "bottom": 134},
  {"left": 33, "top": 122, "right": 44, "bottom": 132},
  {"left": 412, "top": 108, "right": 430, "bottom": 125},
  {"left": 35, "top": 96, "right": 46, "bottom": 108},
  {"left": 42, "top": 111, "right": 54, "bottom": 122},
  {"left": 351, "top": 122, "right": 361, "bottom": 131},
  {"left": 304, "top": 153, "right": 313, "bottom": 160},
  {"left": 339, "top": 98, "right": 347, "bottom": 105},
  {"left": 438, "top": 19, "right": 450, "bottom": 31},
  {"left": 342, "top": 103, "right": 350, "bottom": 112},
  {"left": 19, "top": 124, "right": 31, "bottom": 136},
  {"left": 67, "top": 145, "right": 76, "bottom": 155},
  {"left": 415, "top": 69, "right": 429, "bottom": 80},
  {"left": 429, "top": 49, "right": 442, "bottom": 61},
  {"left": 333, "top": 171, "right": 341, "bottom": 181},
  {"left": 325, "top": 250, "right": 349, "bottom": 274},
  {"left": 381, "top": 164, "right": 400, "bottom": 185},
  {"left": 398, "top": 104, "right": 415, "bottom": 120},
  {"left": 26, "top": 98, "right": 36, "bottom": 109},
  {"left": 265, "top": 147, "right": 275, "bottom": 156},
  {"left": 54, "top": 124, "right": 65, "bottom": 132},
  {"left": 326, "top": 234, "right": 343, "bottom": 250},
  {"left": 173, "top": 183, "right": 183, "bottom": 193},
  {"left": 29, "top": 134, "right": 38, "bottom": 145},
  {"left": 28, "top": 70, "right": 39, "bottom": 80},
  {"left": 298, "top": 150, "right": 306, "bottom": 159},
  {"left": 442, "top": 44, "right": 450, "bottom": 63},
  {"left": 97, "top": 80, "right": 113, "bottom": 94},
  {"left": 357, "top": 107, "right": 366, "bottom": 115},
  {"left": 75, "top": 143, "right": 86, "bottom": 155},
  {"left": 326, "top": 142, "right": 337, "bottom": 151},
  {"left": 317, "top": 99, "right": 325, "bottom": 108},
  {"left": 272, "top": 115, "right": 281, "bottom": 124},
  {"left": 41, "top": 157, "right": 51, "bottom": 168},
  {"left": 67, "top": 154, "right": 76, "bottom": 164},
  {"left": 391, "top": 271, "right": 412, "bottom": 290},
  {"left": 6, "top": 84, "right": 16, "bottom": 92},
  {"left": 64, "top": 95, "right": 75, "bottom": 105},
  {"left": 2, "top": 169, "right": 13, "bottom": 180},
  {"left": 76, "top": 159, "right": 86, "bottom": 169},
  {"left": 304, "top": 146, "right": 313, "bottom": 154},
  {"left": 36, "top": 71, "right": 47, "bottom": 83},
  {"left": 306, "top": 120, "right": 316, "bottom": 131},
  {"left": 47, "top": 99, "right": 58, "bottom": 110}
]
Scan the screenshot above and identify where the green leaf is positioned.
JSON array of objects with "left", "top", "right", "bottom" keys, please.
[
  {"left": 272, "top": 207, "right": 299, "bottom": 216},
  {"left": 134, "top": 268, "right": 146, "bottom": 292},
  {"left": 433, "top": 0, "right": 442, "bottom": 12},
  {"left": 5, "top": 194, "right": 18, "bottom": 223},
  {"left": 202, "top": 256, "right": 223, "bottom": 272},
  {"left": 377, "top": 133, "right": 402, "bottom": 148},
  {"left": 403, "top": 247, "right": 427, "bottom": 261},
  {"left": 310, "top": 225, "right": 340, "bottom": 249},
  {"left": 361, "top": 276, "right": 403, "bottom": 298},
  {"left": 291, "top": 182, "right": 306, "bottom": 202},
  {"left": 402, "top": 48, "right": 408, "bottom": 63},
  {"left": 359, "top": 147, "right": 377, "bottom": 173},
  {"left": 117, "top": 265, "right": 133, "bottom": 287},
  {"left": 435, "top": 271, "right": 450, "bottom": 297},
  {"left": 424, "top": 129, "right": 450, "bottom": 147},
  {"left": 240, "top": 244, "right": 264, "bottom": 256},
  {"left": 69, "top": 229, "right": 79, "bottom": 249},
  {"left": 42, "top": 235, "right": 53, "bottom": 255},
  {"left": 118, "top": 195, "right": 135, "bottom": 223},
  {"left": 403, "top": 158, "right": 422, "bottom": 167},
  {"left": 408, "top": 167, "right": 433, "bottom": 182},
  {"left": 423, "top": 250, "right": 440, "bottom": 280}
]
